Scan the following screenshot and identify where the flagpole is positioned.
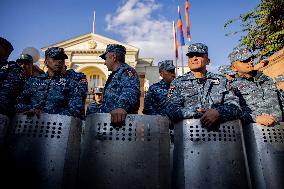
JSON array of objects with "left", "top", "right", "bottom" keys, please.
[
  {"left": 180, "top": 46, "right": 184, "bottom": 75},
  {"left": 92, "top": 10, "right": 96, "bottom": 33},
  {"left": 173, "top": 21, "right": 178, "bottom": 75}
]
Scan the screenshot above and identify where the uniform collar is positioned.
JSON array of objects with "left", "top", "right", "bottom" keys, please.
[
  {"left": 182, "top": 71, "right": 216, "bottom": 80},
  {"left": 40, "top": 72, "right": 65, "bottom": 79}
]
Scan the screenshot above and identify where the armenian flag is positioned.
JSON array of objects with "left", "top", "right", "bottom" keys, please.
[
  {"left": 185, "top": 0, "right": 191, "bottom": 41},
  {"left": 177, "top": 6, "right": 185, "bottom": 46}
]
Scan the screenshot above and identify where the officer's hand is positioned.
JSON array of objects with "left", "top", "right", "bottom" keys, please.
[
  {"left": 276, "top": 82, "right": 284, "bottom": 91},
  {"left": 256, "top": 114, "right": 277, "bottom": 126},
  {"left": 200, "top": 109, "right": 220, "bottom": 128},
  {"left": 110, "top": 108, "right": 127, "bottom": 125}
]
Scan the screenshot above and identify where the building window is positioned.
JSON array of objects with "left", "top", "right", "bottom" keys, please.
[{"left": 90, "top": 74, "right": 100, "bottom": 87}]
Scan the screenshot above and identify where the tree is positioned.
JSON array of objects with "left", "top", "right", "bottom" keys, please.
[{"left": 224, "top": 0, "right": 284, "bottom": 59}]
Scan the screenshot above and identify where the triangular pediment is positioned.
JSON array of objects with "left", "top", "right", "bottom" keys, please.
[{"left": 41, "top": 33, "right": 139, "bottom": 53}]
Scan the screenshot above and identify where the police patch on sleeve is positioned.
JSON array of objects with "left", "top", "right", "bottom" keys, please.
[
  {"left": 168, "top": 85, "right": 175, "bottom": 98},
  {"left": 79, "top": 78, "right": 88, "bottom": 83},
  {"left": 125, "top": 68, "right": 136, "bottom": 78}
]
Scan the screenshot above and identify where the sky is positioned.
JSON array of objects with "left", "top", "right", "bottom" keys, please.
[{"left": 0, "top": 0, "right": 261, "bottom": 72}]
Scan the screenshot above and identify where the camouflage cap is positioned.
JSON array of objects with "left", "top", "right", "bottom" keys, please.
[
  {"left": 218, "top": 65, "right": 236, "bottom": 76},
  {"left": 0, "top": 37, "right": 13, "bottom": 53},
  {"left": 94, "top": 87, "right": 104, "bottom": 94},
  {"left": 100, "top": 44, "right": 126, "bottom": 60},
  {"left": 186, "top": 43, "right": 208, "bottom": 56},
  {"left": 45, "top": 47, "right": 68, "bottom": 59},
  {"left": 228, "top": 48, "right": 253, "bottom": 63},
  {"left": 275, "top": 75, "right": 284, "bottom": 83},
  {"left": 16, "top": 54, "right": 33, "bottom": 63},
  {"left": 158, "top": 60, "right": 175, "bottom": 71}
]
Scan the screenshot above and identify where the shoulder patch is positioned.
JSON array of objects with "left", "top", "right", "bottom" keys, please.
[
  {"left": 125, "top": 68, "right": 137, "bottom": 78},
  {"left": 79, "top": 78, "right": 88, "bottom": 83},
  {"left": 168, "top": 85, "right": 175, "bottom": 98}
]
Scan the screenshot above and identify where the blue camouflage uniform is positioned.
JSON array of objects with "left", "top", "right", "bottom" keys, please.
[
  {"left": 0, "top": 60, "right": 25, "bottom": 116},
  {"left": 15, "top": 47, "right": 84, "bottom": 118},
  {"left": 143, "top": 79, "right": 170, "bottom": 116},
  {"left": 231, "top": 73, "right": 283, "bottom": 123},
  {"left": 65, "top": 69, "right": 88, "bottom": 118},
  {"left": 87, "top": 44, "right": 140, "bottom": 114},
  {"left": 229, "top": 48, "right": 283, "bottom": 123},
  {"left": 99, "top": 63, "right": 140, "bottom": 113},
  {"left": 15, "top": 72, "right": 84, "bottom": 118},
  {"left": 166, "top": 72, "right": 241, "bottom": 122},
  {"left": 165, "top": 43, "right": 241, "bottom": 122},
  {"left": 65, "top": 69, "right": 88, "bottom": 99},
  {"left": 86, "top": 102, "right": 101, "bottom": 115},
  {"left": 143, "top": 60, "right": 175, "bottom": 116}
]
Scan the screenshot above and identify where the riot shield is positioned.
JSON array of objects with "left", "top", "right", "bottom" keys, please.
[
  {"left": 4, "top": 113, "right": 82, "bottom": 189},
  {"left": 78, "top": 113, "right": 171, "bottom": 189},
  {"left": 0, "top": 114, "right": 9, "bottom": 150},
  {"left": 173, "top": 119, "right": 250, "bottom": 189},
  {"left": 244, "top": 122, "right": 284, "bottom": 189}
]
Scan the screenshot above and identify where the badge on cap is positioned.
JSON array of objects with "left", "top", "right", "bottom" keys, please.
[
  {"left": 1, "top": 64, "right": 8, "bottom": 70},
  {"left": 211, "top": 79, "right": 220, "bottom": 85}
]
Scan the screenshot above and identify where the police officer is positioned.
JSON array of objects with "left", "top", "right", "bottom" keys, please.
[
  {"left": 15, "top": 47, "right": 85, "bottom": 118},
  {"left": 230, "top": 48, "right": 283, "bottom": 125},
  {"left": 165, "top": 43, "right": 241, "bottom": 127},
  {"left": 143, "top": 60, "right": 175, "bottom": 116},
  {"left": 218, "top": 65, "right": 236, "bottom": 81},
  {"left": 87, "top": 44, "right": 140, "bottom": 124},
  {"left": 0, "top": 37, "right": 25, "bottom": 116},
  {"left": 16, "top": 54, "right": 33, "bottom": 78},
  {"left": 86, "top": 87, "right": 103, "bottom": 115}
]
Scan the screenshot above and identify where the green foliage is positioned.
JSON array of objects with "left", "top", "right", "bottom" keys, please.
[{"left": 224, "top": 0, "right": 284, "bottom": 59}]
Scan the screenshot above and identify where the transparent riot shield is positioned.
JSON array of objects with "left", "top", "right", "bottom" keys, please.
[
  {"left": 4, "top": 113, "right": 82, "bottom": 189},
  {"left": 78, "top": 113, "right": 171, "bottom": 189},
  {"left": 244, "top": 122, "right": 284, "bottom": 189},
  {"left": 173, "top": 119, "right": 251, "bottom": 189},
  {"left": 0, "top": 114, "right": 9, "bottom": 150}
]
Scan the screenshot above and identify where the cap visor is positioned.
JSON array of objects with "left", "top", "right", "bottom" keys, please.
[
  {"left": 17, "top": 59, "right": 32, "bottom": 63},
  {"left": 51, "top": 54, "right": 68, "bottom": 60},
  {"left": 99, "top": 52, "right": 107, "bottom": 60},
  {"left": 186, "top": 52, "right": 206, "bottom": 56},
  {"left": 166, "top": 68, "right": 176, "bottom": 72}
]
